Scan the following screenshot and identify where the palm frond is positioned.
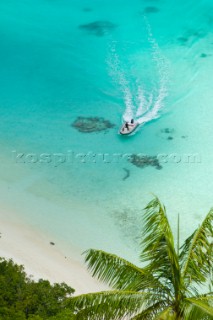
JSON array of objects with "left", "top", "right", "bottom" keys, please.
[
  {"left": 180, "top": 209, "right": 213, "bottom": 287},
  {"left": 71, "top": 198, "right": 213, "bottom": 320},
  {"left": 131, "top": 301, "right": 168, "bottom": 320},
  {"left": 70, "top": 290, "right": 156, "bottom": 320},
  {"left": 140, "top": 197, "right": 182, "bottom": 298},
  {"left": 84, "top": 249, "right": 170, "bottom": 296},
  {"left": 182, "top": 297, "right": 213, "bottom": 320},
  {"left": 153, "top": 306, "right": 176, "bottom": 320}
]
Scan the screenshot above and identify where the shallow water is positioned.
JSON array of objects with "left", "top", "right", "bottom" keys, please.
[{"left": 0, "top": 0, "right": 213, "bottom": 264}]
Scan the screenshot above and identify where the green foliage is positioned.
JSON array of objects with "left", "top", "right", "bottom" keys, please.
[
  {"left": 180, "top": 209, "right": 213, "bottom": 291},
  {"left": 72, "top": 197, "right": 213, "bottom": 319},
  {"left": 0, "top": 258, "right": 75, "bottom": 319}
]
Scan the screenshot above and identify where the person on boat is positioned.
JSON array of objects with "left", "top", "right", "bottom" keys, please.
[
  {"left": 125, "top": 122, "right": 129, "bottom": 130},
  {"left": 131, "top": 119, "right": 134, "bottom": 124}
]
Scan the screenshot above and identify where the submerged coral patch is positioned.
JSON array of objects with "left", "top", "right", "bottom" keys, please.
[
  {"left": 191, "top": 29, "right": 206, "bottom": 39},
  {"left": 79, "top": 21, "right": 117, "bottom": 37},
  {"left": 82, "top": 7, "right": 92, "bottom": 12},
  {"left": 178, "top": 29, "right": 206, "bottom": 46},
  {"left": 72, "top": 116, "right": 115, "bottom": 133},
  {"left": 177, "top": 37, "right": 188, "bottom": 45},
  {"left": 129, "top": 154, "right": 162, "bottom": 170},
  {"left": 161, "top": 128, "right": 174, "bottom": 134},
  {"left": 200, "top": 53, "right": 211, "bottom": 58},
  {"left": 167, "top": 136, "right": 173, "bottom": 140},
  {"left": 159, "top": 128, "right": 176, "bottom": 141},
  {"left": 144, "top": 6, "right": 159, "bottom": 13}
]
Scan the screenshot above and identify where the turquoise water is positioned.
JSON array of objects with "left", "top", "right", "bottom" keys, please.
[{"left": 0, "top": 0, "right": 213, "bottom": 264}]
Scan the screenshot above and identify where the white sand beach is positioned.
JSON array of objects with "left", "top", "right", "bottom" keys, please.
[{"left": 0, "top": 216, "right": 105, "bottom": 295}]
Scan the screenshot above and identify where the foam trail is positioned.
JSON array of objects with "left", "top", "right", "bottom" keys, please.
[
  {"left": 136, "top": 86, "right": 147, "bottom": 117},
  {"left": 107, "top": 21, "right": 169, "bottom": 129},
  {"left": 136, "top": 86, "right": 153, "bottom": 117},
  {"left": 107, "top": 42, "right": 134, "bottom": 121},
  {"left": 138, "top": 86, "right": 166, "bottom": 123},
  {"left": 137, "top": 17, "right": 169, "bottom": 125}
]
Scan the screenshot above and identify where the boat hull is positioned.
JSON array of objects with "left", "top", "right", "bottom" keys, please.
[{"left": 119, "top": 122, "right": 139, "bottom": 135}]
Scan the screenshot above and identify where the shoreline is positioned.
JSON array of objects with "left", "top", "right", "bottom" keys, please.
[{"left": 0, "top": 216, "right": 105, "bottom": 295}]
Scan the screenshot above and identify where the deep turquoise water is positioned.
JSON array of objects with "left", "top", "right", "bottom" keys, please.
[{"left": 0, "top": 0, "right": 213, "bottom": 263}]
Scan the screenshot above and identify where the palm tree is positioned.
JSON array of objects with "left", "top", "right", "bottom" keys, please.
[{"left": 71, "top": 197, "right": 213, "bottom": 319}]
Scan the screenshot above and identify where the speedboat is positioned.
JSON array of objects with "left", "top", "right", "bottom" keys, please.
[{"left": 119, "top": 120, "right": 139, "bottom": 135}]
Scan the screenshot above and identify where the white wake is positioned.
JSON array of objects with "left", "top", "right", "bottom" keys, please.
[
  {"left": 108, "top": 18, "right": 169, "bottom": 129},
  {"left": 137, "top": 17, "right": 169, "bottom": 125},
  {"left": 107, "top": 41, "right": 135, "bottom": 121}
]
